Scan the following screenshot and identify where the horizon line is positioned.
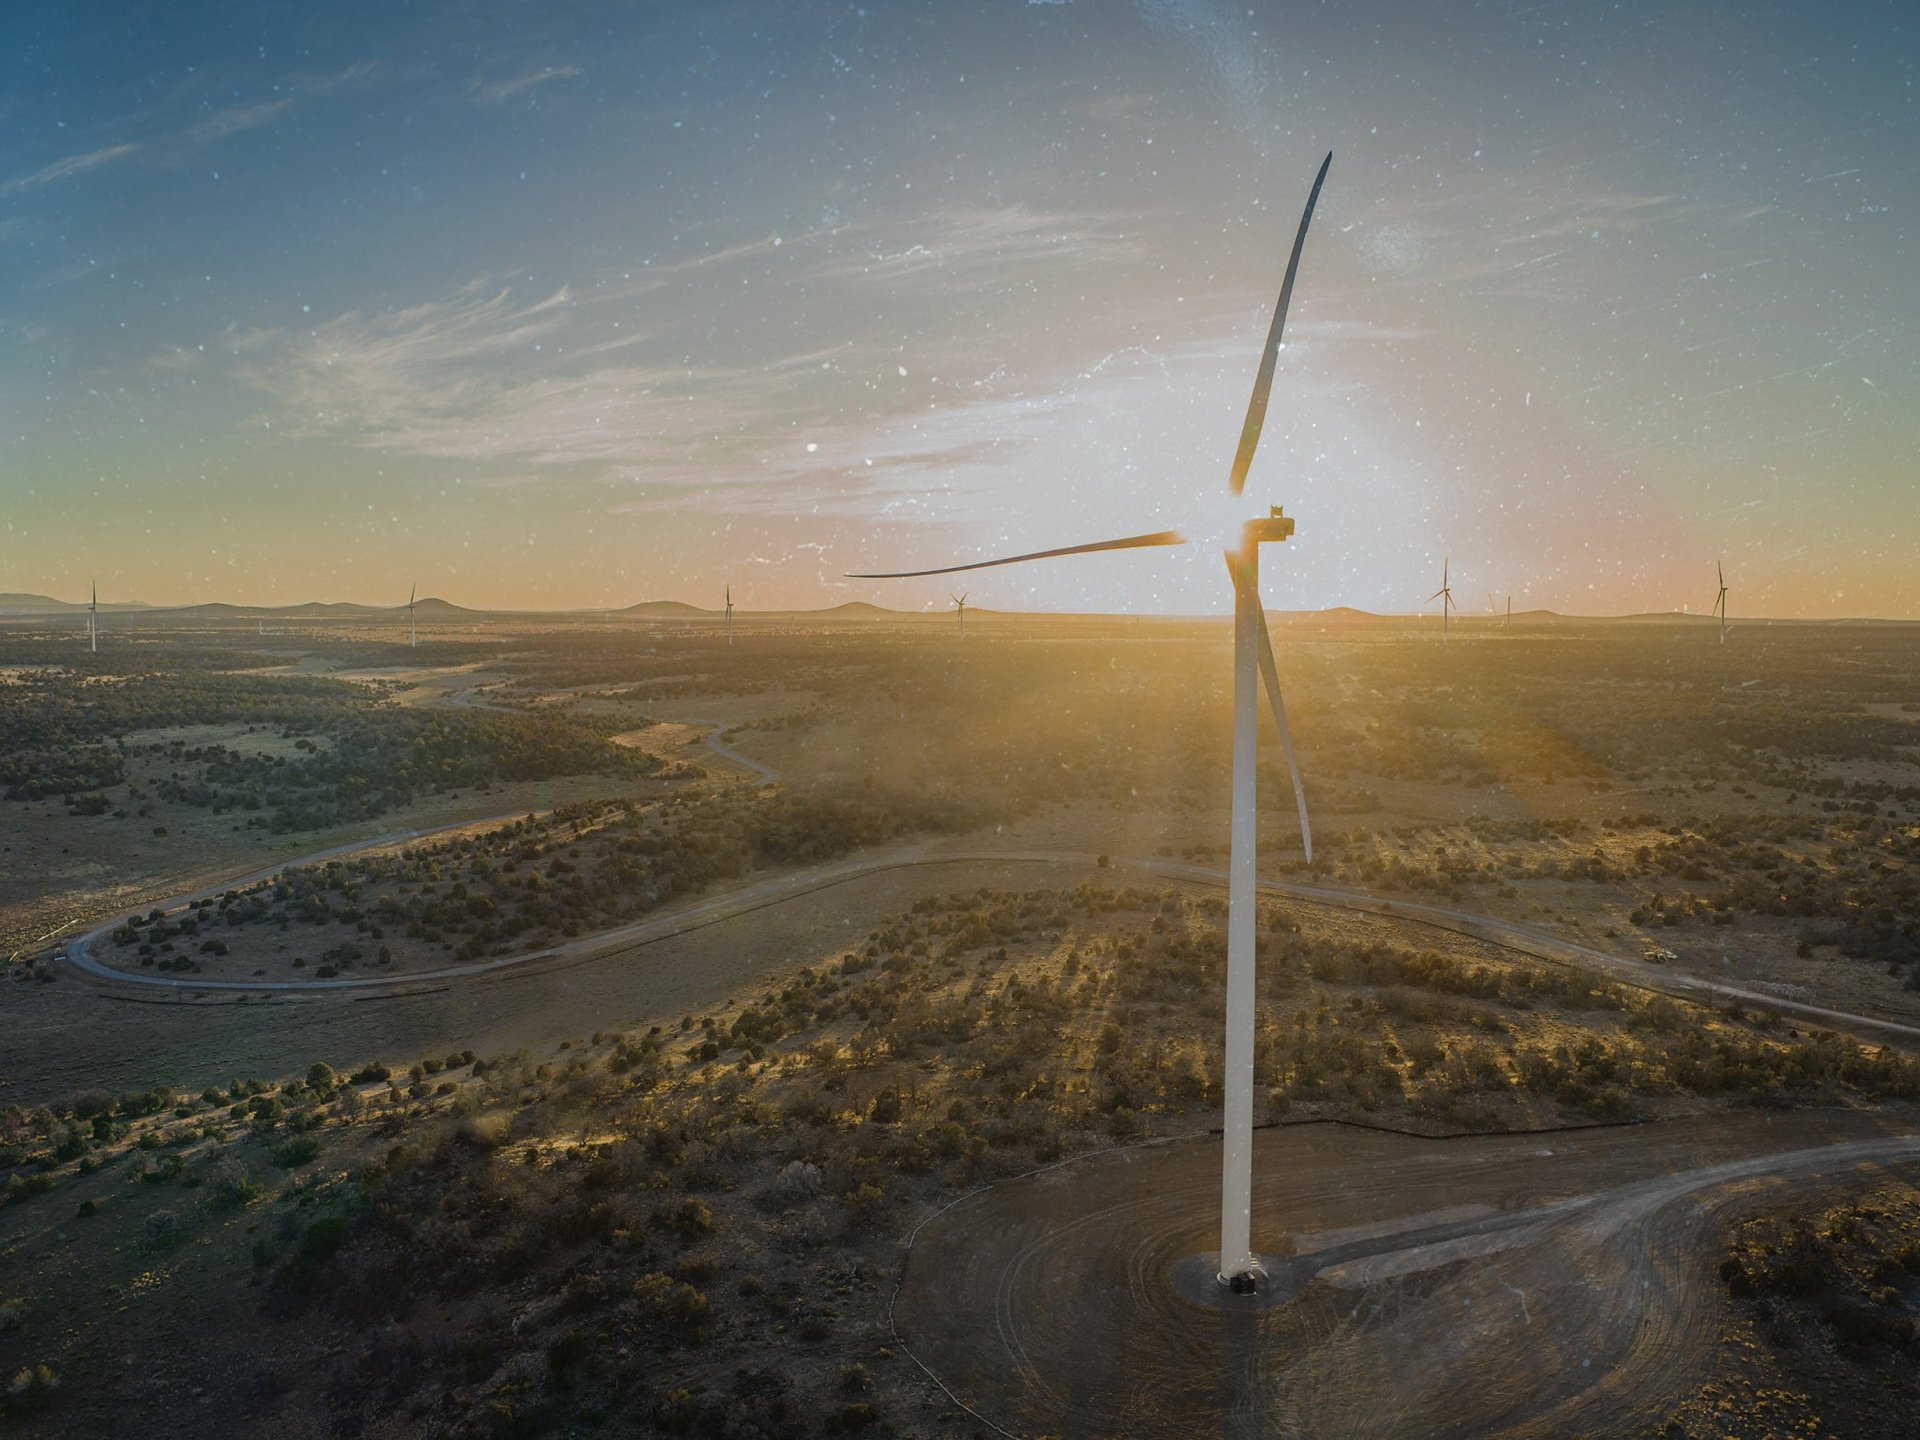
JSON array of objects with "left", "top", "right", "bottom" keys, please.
[{"left": 3, "top": 595, "right": 1918, "bottom": 626}]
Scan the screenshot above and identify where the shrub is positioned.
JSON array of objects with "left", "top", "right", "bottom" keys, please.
[
  {"left": 2, "top": 1174, "right": 53, "bottom": 1207},
  {"left": 270, "top": 1136, "right": 320, "bottom": 1169},
  {"left": 822, "top": 1403, "right": 879, "bottom": 1432},
  {"left": 205, "top": 1159, "right": 267, "bottom": 1209},
  {"left": 657, "top": 1198, "right": 714, "bottom": 1243},
  {"left": 632, "top": 1272, "right": 711, "bottom": 1343},
  {"left": 272, "top": 1214, "right": 354, "bottom": 1299},
  {"left": 455, "top": 1113, "right": 511, "bottom": 1150},
  {"left": 4, "top": 1363, "right": 59, "bottom": 1412}
]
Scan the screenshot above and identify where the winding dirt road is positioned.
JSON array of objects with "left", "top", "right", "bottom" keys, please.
[
  {"left": 57, "top": 837, "right": 1920, "bottom": 1055},
  {"left": 691, "top": 718, "right": 780, "bottom": 785}
]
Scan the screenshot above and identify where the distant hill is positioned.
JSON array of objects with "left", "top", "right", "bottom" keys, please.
[
  {"left": 1289, "top": 606, "right": 1383, "bottom": 622},
  {"left": 618, "top": 600, "right": 708, "bottom": 617},
  {"left": 0, "top": 593, "right": 154, "bottom": 616},
  {"left": 813, "top": 601, "right": 894, "bottom": 619},
  {"left": 0, "top": 593, "right": 79, "bottom": 616},
  {"left": 615, "top": 599, "right": 908, "bottom": 622}
]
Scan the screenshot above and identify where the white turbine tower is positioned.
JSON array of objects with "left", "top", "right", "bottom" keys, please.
[
  {"left": 87, "top": 583, "right": 98, "bottom": 653},
  {"left": 408, "top": 584, "right": 417, "bottom": 648},
  {"left": 1428, "top": 558, "right": 1455, "bottom": 639},
  {"left": 725, "top": 585, "right": 734, "bottom": 646},
  {"left": 853, "top": 152, "right": 1330, "bottom": 1293},
  {"left": 1713, "top": 561, "right": 1728, "bottom": 645},
  {"left": 952, "top": 591, "right": 968, "bottom": 639}
]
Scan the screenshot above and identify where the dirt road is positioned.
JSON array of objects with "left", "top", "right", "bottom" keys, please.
[
  {"left": 892, "top": 1111, "right": 1920, "bottom": 1438},
  {"left": 59, "top": 843, "right": 1920, "bottom": 1055}
]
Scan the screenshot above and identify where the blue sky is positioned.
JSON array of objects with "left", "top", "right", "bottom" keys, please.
[{"left": 2, "top": 1, "right": 1915, "bottom": 615}]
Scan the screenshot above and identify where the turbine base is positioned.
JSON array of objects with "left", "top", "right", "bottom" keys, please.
[{"left": 1168, "top": 1252, "right": 1303, "bottom": 1310}]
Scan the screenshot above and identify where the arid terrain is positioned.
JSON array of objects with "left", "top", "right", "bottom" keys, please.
[{"left": 2, "top": 610, "right": 1916, "bottom": 1437}]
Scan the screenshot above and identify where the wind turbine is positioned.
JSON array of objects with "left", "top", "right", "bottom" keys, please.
[
  {"left": 725, "top": 585, "right": 734, "bottom": 646},
  {"left": 87, "top": 583, "right": 98, "bottom": 653},
  {"left": 1713, "top": 561, "right": 1728, "bottom": 645},
  {"left": 951, "top": 591, "right": 968, "bottom": 639},
  {"left": 408, "top": 585, "right": 417, "bottom": 648},
  {"left": 851, "top": 151, "right": 1330, "bottom": 1293},
  {"left": 1428, "top": 558, "right": 1455, "bottom": 639}
]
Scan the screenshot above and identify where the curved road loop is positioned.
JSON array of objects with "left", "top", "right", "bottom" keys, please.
[
  {"left": 49, "top": 723, "right": 1920, "bottom": 1047},
  {"left": 57, "top": 832, "right": 1920, "bottom": 1051}
]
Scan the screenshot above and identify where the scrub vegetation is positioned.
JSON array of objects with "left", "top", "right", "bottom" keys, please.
[{"left": 5, "top": 880, "right": 1919, "bottom": 1435}]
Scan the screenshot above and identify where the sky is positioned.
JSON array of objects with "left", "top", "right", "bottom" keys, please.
[{"left": 2, "top": 1, "right": 1915, "bottom": 617}]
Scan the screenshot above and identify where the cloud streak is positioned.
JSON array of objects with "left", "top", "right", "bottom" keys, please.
[
  {"left": 0, "top": 142, "right": 142, "bottom": 197},
  {"left": 469, "top": 65, "right": 584, "bottom": 105},
  {"left": 224, "top": 194, "right": 1171, "bottom": 508},
  {"left": 1, "top": 61, "right": 374, "bottom": 197}
]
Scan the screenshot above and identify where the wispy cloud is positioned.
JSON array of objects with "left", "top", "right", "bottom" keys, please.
[
  {"left": 469, "top": 64, "right": 583, "bottom": 106},
  {"left": 0, "top": 61, "right": 374, "bottom": 197},
  {"left": 185, "top": 99, "right": 295, "bottom": 145},
  {"left": 0, "top": 142, "right": 142, "bottom": 197},
  {"left": 229, "top": 278, "right": 844, "bottom": 496},
  {"left": 224, "top": 192, "right": 1166, "bottom": 507},
  {"left": 799, "top": 203, "right": 1150, "bottom": 287}
]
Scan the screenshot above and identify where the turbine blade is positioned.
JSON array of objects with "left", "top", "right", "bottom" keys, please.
[
  {"left": 1255, "top": 607, "right": 1313, "bottom": 863},
  {"left": 847, "top": 529, "right": 1186, "bottom": 578},
  {"left": 1224, "top": 554, "right": 1313, "bottom": 861},
  {"left": 1228, "top": 151, "right": 1332, "bottom": 496},
  {"left": 1426, "top": 588, "right": 1446, "bottom": 602}
]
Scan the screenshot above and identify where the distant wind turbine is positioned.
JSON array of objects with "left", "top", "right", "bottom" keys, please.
[
  {"left": 725, "top": 585, "right": 734, "bottom": 646},
  {"left": 1428, "top": 558, "right": 1455, "bottom": 639},
  {"left": 851, "top": 151, "right": 1330, "bottom": 1294},
  {"left": 88, "top": 583, "right": 98, "bottom": 653},
  {"left": 408, "top": 584, "right": 417, "bottom": 648},
  {"left": 951, "top": 591, "right": 968, "bottom": 639},
  {"left": 1713, "top": 561, "right": 1728, "bottom": 645}
]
